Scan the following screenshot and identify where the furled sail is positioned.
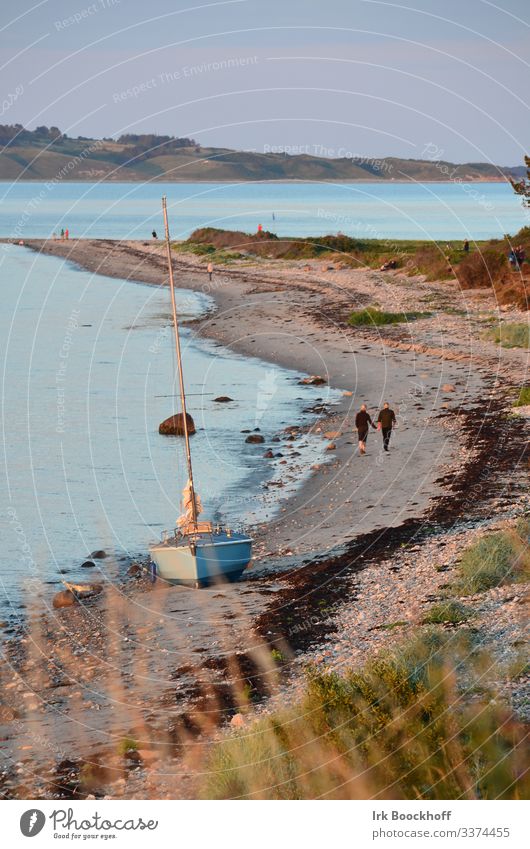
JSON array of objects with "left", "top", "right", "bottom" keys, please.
[{"left": 176, "top": 479, "right": 203, "bottom": 528}]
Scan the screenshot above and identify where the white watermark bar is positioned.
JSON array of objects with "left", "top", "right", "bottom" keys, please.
[{"left": 2, "top": 800, "right": 526, "bottom": 847}]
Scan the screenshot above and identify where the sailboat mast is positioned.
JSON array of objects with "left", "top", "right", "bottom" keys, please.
[{"left": 162, "top": 195, "right": 198, "bottom": 526}]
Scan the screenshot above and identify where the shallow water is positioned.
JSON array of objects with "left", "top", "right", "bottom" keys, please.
[
  {"left": 1, "top": 180, "right": 524, "bottom": 241},
  {"left": 0, "top": 245, "right": 335, "bottom": 611}
]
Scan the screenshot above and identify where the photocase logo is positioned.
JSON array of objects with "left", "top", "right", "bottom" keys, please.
[{"left": 20, "top": 809, "right": 46, "bottom": 837}]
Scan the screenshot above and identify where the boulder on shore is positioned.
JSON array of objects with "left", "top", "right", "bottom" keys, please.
[
  {"left": 159, "top": 412, "right": 196, "bottom": 436},
  {"left": 53, "top": 590, "right": 76, "bottom": 609},
  {"left": 245, "top": 434, "right": 265, "bottom": 444}
]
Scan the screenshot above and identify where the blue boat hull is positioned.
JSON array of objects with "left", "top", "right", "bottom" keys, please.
[{"left": 150, "top": 530, "right": 252, "bottom": 587}]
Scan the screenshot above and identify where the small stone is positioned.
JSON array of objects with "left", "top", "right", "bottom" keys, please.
[
  {"left": 441, "top": 384, "right": 455, "bottom": 392},
  {"left": 230, "top": 713, "right": 245, "bottom": 728},
  {"left": 299, "top": 375, "right": 327, "bottom": 386},
  {"left": 213, "top": 396, "right": 233, "bottom": 403},
  {"left": 326, "top": 443, "right": 336, "bottom": 451}
]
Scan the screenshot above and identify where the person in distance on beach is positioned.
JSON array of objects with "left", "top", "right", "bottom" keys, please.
[
  {"left": 152, "top": 229, "right": 158, "bottom": 239},
  {"left": 355, "top": 404, "right": 376, "bottom": 455},
  {"left": 377, "top": 402, "right": 397, "bottom": 452},
  {"left": 207, "top": 261, "right": 213, "bottom": 281},
  {"left": 463, "top": 239, "right": 469, "bottom": 253}
]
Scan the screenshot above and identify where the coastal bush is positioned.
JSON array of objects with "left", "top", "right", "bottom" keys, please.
[
  {"left": 456, "top": 247, "right": 507, "bottom": 290},
  {"left": 200, "top": 630, "right": 528, "bottom": 800},
  {"left": 348, "top": 307, "right": 429, "bottom": 326},
  {"left": 485, "top": 323, "right": 530, "bottom": 349},
  {"left": 421, "top": 600, "right": 471, "bottom": 625},
  {"left": 409, "top": 246, "right": 453, "bottom": 281},
  {"left": 453, "top": 520, "right": 530, "bottom": 595}
]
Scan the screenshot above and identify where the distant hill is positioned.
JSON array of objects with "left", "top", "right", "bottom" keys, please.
[{"left": 0, "top": 125, "right": 524, "bottom": 183}]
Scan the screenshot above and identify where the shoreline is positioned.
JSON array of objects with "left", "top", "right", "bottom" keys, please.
[
  {"left": 18, "top": 237, "right": 476, "bottom": 556},
  {"left": 1, "top": 237, "right": 528, "bottom": 798},
  {"left": 0, "top": 178, "right": 513, "bottom": 184}
]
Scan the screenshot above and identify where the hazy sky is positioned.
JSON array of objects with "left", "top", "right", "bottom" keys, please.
[{"left": 1, "top": 0, "right": 529, "bottom": 163}]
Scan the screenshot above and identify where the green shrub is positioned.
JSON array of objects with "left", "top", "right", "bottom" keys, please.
[
  {"left": 454, "top": 521, "right": 530, "bottom": 595},
  {"left": 117, "top": 736, "right": 138, "bottom": 756},
  {"left": 201, "top": 631, "right": 528, "bottom": 800},
  {"left": 485, "top": 323, "right": 530, "bottom": 349},
  {"left": 422, "top": 600, "right": 471, "bottom": 625},
  {"left": 348, "top": 307, "right": 429, "bottom": 327},
  {"left": 515, "top": 387, "right": 530, "bottom": 406}
]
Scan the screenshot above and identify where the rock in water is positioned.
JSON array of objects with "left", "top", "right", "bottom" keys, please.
[
  {"left": 159, "top": 412, "right": 196, "bottom": 436},
  {"left": 213, "top": 396, "right": 234, "bottom": 403},
  {"left": 90, "top": 550, "right": 107, "bottom": 559},
  {"left": 245, "top": 434, "right": 265, "bottom": 444},
  {"left": 81, "top": 560, "right": 96, "bottom": 569},
  {"left": 299, "top": 375, "right": 327, "bottom": 386},
  {"left": 53, "top": 590, "right": 76, "bottom": 609}
]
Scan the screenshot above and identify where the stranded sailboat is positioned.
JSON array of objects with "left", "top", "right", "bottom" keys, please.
[{"left": 149, "top": 197, "right": 253, "bottom": 587}]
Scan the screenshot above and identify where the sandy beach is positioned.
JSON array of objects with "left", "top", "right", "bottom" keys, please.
[{"left": 1, "top": 236, "right": 528, "bottom": 799}]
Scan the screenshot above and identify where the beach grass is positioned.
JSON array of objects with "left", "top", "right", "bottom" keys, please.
[
  {"left": 421, "top": 600, "right": 471, "bottom": 625},
  {"left": 348, "top": 307, "right": 429, "bottom": 326},
  {"left": 485, "top": 322, "right": 530, "bottom": 349},
  {"left": 451, "top": 519, "right": 530, "bottom": 596},
  {"left": 515, "top": 386, "right": 530, "bottom": 406},
  {"left": 200, "top": 629, "right": 528, "bottom": 800}
]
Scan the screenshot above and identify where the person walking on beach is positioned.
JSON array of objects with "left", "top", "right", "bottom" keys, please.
[
  {"left": 463, "top": 239, "right": 469, "bottom": 253},
  {"left": 515, "top": 245, "right": 526, "bottom": 270},
  {"left": 60, "top": 228, "right": 64, "bottom": 240},
  {"left": 65, "top": 228, "right": 69, "bottom": 240},
  {"left": 377, "top": 402, "right": 397, "bottom": 452},
  {"left": 152, "top": 230, "right": 158, "bottom": 240},
  {"left": 207, "top": 261, "right": 213, "bottom": 281},
  {"left": 355, "top": 404, "right": 376, "bottom": 455}
]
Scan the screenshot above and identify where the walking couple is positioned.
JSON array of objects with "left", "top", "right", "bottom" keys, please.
[{"left": 355, "top": 402, "right": 396, "bottom": 455}]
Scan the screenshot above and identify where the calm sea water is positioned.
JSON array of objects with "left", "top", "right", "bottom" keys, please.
[
  {"left": 0, "top": 244, "right": 334, "bottom": 612},
  {"left": 0, "top": 181, "right": 525, "bottom": 242}
]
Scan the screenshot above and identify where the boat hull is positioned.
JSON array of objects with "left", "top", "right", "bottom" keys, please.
[{"left": 149, "top": 531, "right": 252, "bottom": 587}]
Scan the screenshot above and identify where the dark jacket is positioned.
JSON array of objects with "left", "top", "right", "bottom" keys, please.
[
  {"left": 355, "top": 410, "right": 374, "bottom": 430},
  {"left": 378, "top": 408, "right": 396, "bottom": 429}
]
